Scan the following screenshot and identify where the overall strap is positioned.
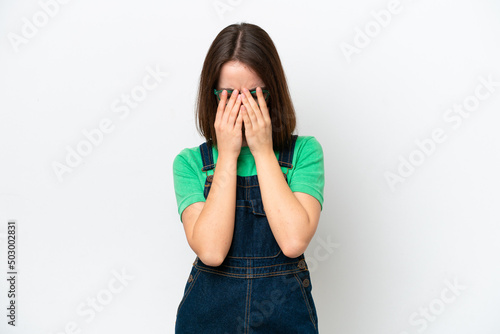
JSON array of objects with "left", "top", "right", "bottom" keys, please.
[
  {"left": 278, "top": 134, "right": 298, "bottom": 169},
  {"left": 199, "top": 139, "right": 215, "bottom": 172}
]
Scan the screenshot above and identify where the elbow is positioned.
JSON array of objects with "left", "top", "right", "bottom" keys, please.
[
  {"left": 198, "top": 251, "right": 226, "bottom": 267},
  {"left": 281, "top": 239, "right": 307, "bottom": 259}
]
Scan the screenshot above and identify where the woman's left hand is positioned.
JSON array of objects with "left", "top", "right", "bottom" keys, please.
[{"left": 240, "top": 87, "right": 273, "bottom": 157}]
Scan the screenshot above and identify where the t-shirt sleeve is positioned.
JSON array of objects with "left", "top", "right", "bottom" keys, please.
[
  {"left": 172, "top": 150, "right": 206, "bottom": 223},
  {"left": 289, "top": 136, "right": 325, "bottom": 210}
]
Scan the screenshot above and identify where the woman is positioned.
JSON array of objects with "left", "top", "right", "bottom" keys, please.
[{"left": 173, "top": 22, "right": 325, "bottom": 333}]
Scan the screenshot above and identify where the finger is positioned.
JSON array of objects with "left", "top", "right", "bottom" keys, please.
[
  {"left": 223, "top": 89, "right": 239, "bottom": 123},
  {"left": 242, "top": 88, "right": 262, "bottom": 120},
  {"left": 241, "top": 105, "right": 252, "bottom": 129},
  {"left": 215, "top": 89, "right": 228, "bottom": 124},
  {"left": 256, "top": 87, "right": 271, "bottom": 121},
  {"left": 241, "top": 92, "right": 258, "bottom": 125},
  {"left": 227, "top": 94, "right": 242, "bottom": 125},
  {"left": 235, "top": 106, "right": 243, "bottom": 130}
]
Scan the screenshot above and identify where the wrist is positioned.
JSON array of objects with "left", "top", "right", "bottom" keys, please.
[{"left": 253, "top": 147, "right": 276, "bottom": 164}]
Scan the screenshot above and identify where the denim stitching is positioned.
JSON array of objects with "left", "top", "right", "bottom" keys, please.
[
  {"left": 208, "top": 142, "right": 214, "bottom": 167},
  {"left": 245, "top": 259, "right": 251, "bottom": 334},
  {"left": 218, "top": 260, "right": 302, "bottom": 269},
  {"left": 194, "top": 266, "right": 307, "bottom": 278},
  {"left": 201, "top": 143, "right": 208, "bottom": 170},
  {"left": 294, "top": 273, "right": 317, "bottom": 331},
  {"left": 227, "top": 249, "right": 281, "bottom": 259},
  {"left": 177, "top": 268, "right": 201, "bottom": 314},
  {"left": 200, "top": 142, "right": 215, "bottom": 171},
  {"left": 235, "top": 205, "right": 266, "bottom": 216},
  {"left": 248, "top": 277, "right": 253, "bottom": 332}
]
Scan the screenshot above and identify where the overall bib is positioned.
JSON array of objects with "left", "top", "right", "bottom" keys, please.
[{"left": 175, "top": 135, "right": 319, "bottom": 333}]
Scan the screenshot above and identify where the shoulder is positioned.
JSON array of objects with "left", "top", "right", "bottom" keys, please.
[
  {"left": 172, "top": 144, "right": 203, "bottom": 171},
  {"left": 294, "top": 135, "right": 323, "bottom": 155}
]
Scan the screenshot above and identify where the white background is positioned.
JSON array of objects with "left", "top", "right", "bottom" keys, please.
[{"left": 1, "top": 0, "right": 500, "bottom": 333}]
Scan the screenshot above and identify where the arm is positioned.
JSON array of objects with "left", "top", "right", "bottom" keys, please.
[
  {"left": 182, "top": 154, "right": 238, "bottom": 267},
  {"left": 254, "top": 151, "right": 321, "bottom": 258},
  {"left": 239, "top": 87, "right": 323, "bottom": 258},
  {"left": 181, "top": 90, "right": 244, "bottom": 267}
]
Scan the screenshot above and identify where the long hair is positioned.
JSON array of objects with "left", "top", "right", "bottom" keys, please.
[{"left": 195, "top": 22, "right": 296, "bottom": 151}]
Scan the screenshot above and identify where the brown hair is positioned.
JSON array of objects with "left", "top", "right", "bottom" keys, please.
[{"left": 195, "top": 22, "right": 296, "bottom": 151}]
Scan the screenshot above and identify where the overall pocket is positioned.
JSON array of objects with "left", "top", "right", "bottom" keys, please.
[{"left": 229, "top": 199, "right": 281, "bottom": 258}]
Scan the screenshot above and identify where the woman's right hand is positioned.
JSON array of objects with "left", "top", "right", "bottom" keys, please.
[{"left": 214, "top": 89, "right": 244, "bottom": 159}]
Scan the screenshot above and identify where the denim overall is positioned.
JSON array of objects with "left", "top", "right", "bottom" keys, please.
[{"left": 175, "top": 135, "right": 319, "bottom": 333}]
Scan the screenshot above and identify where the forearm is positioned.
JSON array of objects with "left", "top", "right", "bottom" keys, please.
[
  {"left": 192, "top": 155, "right": 237, "bottom": 266},
  {"left": 254, "top": 150, "right": 312, "bottom": 258}
]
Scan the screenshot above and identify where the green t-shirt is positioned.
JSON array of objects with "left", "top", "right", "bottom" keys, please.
[{"left": 172, "top": 135, "right": 324, "bottom": 223}]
